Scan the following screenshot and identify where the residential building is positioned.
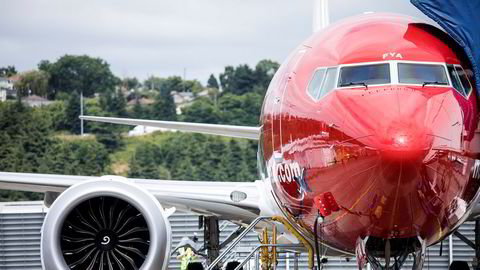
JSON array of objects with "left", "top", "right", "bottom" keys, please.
[{"left": 21, "top": 95, "right": 54, "bottom": 107}]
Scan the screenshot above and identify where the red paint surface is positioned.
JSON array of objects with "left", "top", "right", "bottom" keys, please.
[{"left": 260, "top": 14, "right": 480, "bottom": 253}]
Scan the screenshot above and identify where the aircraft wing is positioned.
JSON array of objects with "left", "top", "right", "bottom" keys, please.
[
  {"left": 80, "top": 116, "right": 261, "bottom": 140},
  {"left": 0, "top": 172, "right": 265, "bottom": 224}
]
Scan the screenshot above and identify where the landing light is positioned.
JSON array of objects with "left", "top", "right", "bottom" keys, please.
[
  {"left": 394, "top": 135, "right": 407, "bottom": 146},
  {"left": 230, "top": 191, "right": 247, "bottom": 203}
]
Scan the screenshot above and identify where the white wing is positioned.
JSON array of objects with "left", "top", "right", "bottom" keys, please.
[
  {"left": 0, "top": 172, "right": 265, "bottom": 223},
  {"left": 80, "top": 116, "right": 261, "bottom": 140}
]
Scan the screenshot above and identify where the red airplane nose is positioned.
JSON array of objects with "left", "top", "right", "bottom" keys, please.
[
  {"left": 334, "top": 86, "right": 453, "bottom": 160},
  {"left": 374, "top": 120, "right": 433, "bottom": 160}
]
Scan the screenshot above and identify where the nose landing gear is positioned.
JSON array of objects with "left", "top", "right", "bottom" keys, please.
[{"left": 356, "top": 236, "right": 426, "bottom": 270}]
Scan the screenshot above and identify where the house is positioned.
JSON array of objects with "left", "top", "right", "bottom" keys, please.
[
  {"left": 171, "top": 91, "right": 196, "bottom": 114},
  {"left": 21, "top": 95, "right": 54, "bottom": 107},
  {"left": 0, "top": 77, "right": 14, "bottom": 101},
  {"left": 2, "top": 74, "right": 22, "bottom": 97},
  {"left": 171, "top": 91, "right": 195, "bottom": 105},
  {"left": 0, "top": 77, "right": 13, "bottom": 90},
  {"left": 196, "top": 89, "right": 210, "bottom": 98},
  {"left": 127, "top": 97, "right": 155, "bottom": 106}
]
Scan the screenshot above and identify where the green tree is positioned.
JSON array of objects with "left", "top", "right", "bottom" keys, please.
[
  {"left": 204, "top": 137, "right": 229, "bottom": 181},
  {"left": 254, "top": 59, "right": 280, "bottom": 93},
  {"left": 123, "top": 77, "right": 140, "bottom": 90},
  {"left": 225, "top": 139, "right": 247, "bottom": 181},
  {"left": 145, "top": 76, "right": 204, "bottom": 94},
  {"left": 151, "top": 91, "right": 177, "bottom": 121},
  {"left": 0, "top": 101, "right": 53, "bottom": 173},
  {"left": 128, "top": 142, "right": 167, "bottom": 179},
  {"left": 215, "top": 92, "right": 263, "bottom": 126},
  {"left": 0, "top": 101, "right": 53, "bottom": 201},
  {"left": 43, "top": 139, "right": 110, "bottom": 175},
  {"left": 99, "top": 90, "right": 128, "bottom": 118},
  {"left": 0, "top": 65, "right": 17, "bottom": 77},
  {"left": 34, "top": 101, "right": 68, "bottom": 131},
  {"left": 181, "top": 98, "right": 220, "bottom": 124},
  {"left": 207, "top": 74, "right": 219, "bottom": 89},
  {"left": 241, "top": 92, "right": 263, "bottom": 125},
  {"left": 173, "top": 157, "right": 197, "bottom": 180},
  {"left": 218, "top": 94, "right": 247, "bottom": 125},
  {"left": 92, "top": 126, "right": 124, "bottom": 153},
  {"left": 131, "top": 98, "right": 149, "bottom": 119},
  {"left": 161, "top": 134, "right": 191, "bottom": 171},
  {"left": 219, "top": 64, "right": 256, "bottom": 95},
  {"left": 157, "top": 165, "right": 171, "bottom": 179},
  {"left": 245, "top": 140, "right": 258, "bottom": 178},
  {"left": 64, "top": 91, "right": 81, "bottom": 134},
  {"left": 39, "top": 55, "right": 119, "bottom": 98},
  {"left": 183, "top": 79, "right": 204, "bottom": 94},
  {"left": 14, "top": 70, "right": 50, "bottom": 97},
  {"left": 218, "top": 59, "right": 278, "bottom": 96},
  {"left": 144, "top": 76, "right": 164, "bottom": 91}
]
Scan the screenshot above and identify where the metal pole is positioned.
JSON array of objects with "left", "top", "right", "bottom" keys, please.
[
  {"left": 205, "top": 216, "right": 220, "bottom": 270},
  {"left": 80, "top": 91, "right": 84, "bottom": 135},
  {"left": 286, "top": 252, "right": 290, "bottom": 270},
  {"left": 449, "top": 235, "right": 453, "bottom": 266},
  {"left": 294, "top": 253, "right": 298, "bottom": 270},
  {"left": 272, "top": 225, "right": 277, "bottom": 270},
  {"left": 234, "top": 244, "right": 304, "bottom": 270},
  {"left": 255, "top": 251, "right": 260, "bottom": 270},
  {"left": 476, "top": 220, "right": 480, "bottom": 270},
  {"left": 207, "top": 217, "right": 270, "bottom": 270},
  {"left": 183, "top": 68, "right": 187, "bottom": 92}
]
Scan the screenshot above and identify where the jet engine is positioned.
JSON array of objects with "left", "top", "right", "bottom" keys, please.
[{"left": 41, "top": 177, "right": 171, "bottom": 270}]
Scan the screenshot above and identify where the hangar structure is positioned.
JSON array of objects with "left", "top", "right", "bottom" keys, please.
[{"left": 0, "top": 201, "right": 477, "bottom": 270}]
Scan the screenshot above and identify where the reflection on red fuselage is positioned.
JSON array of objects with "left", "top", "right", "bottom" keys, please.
[{"left": 260, "top": 14, "right": 480, "bottom": 254}]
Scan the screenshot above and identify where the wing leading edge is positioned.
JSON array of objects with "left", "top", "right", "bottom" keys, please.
[
  {"left": 80, "top": 116, "right": 261, "bottom": 140},
  {"left": 0, "top": 172, "right": 263, "bottom": 223}
]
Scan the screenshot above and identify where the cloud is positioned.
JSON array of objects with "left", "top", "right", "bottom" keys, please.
[{"left": 0, "top": 0, "right": 434, "bottom": 83}]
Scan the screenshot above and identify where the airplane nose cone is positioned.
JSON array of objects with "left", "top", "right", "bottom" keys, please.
[
  {"left": 334, "top": 86, "right": 456, "bottom": 160},
  {"left": 374, "top": 120, "right": 433, "bottom": 159}
]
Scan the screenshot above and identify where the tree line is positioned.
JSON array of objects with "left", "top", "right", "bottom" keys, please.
[{"left": 0, "top": 56, "right": 280, "bottom": 201}]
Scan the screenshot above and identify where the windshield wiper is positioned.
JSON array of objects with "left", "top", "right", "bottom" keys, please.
[
  {"left": 339, "top": 82, "right": 368, "bottom": 89},
  {"left": 422, "top": 81, "right": 448, "bottom": 87}
]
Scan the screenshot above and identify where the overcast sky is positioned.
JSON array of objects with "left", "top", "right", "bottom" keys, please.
[{"left": 0, "top": 0, "right": 434, "bottom": 83}]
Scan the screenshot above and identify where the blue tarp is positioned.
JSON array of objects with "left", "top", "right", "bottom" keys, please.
[{"left": 411, "top": 0, "right": 480, "bottom": 94}]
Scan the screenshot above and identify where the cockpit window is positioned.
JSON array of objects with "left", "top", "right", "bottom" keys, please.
[
  {"left": 455, "top": 65, "right": 473, "bottom": 96},
  {"left": 447, "top": 65, "right": 465, "bottom": 95},
  {"left": 398, "top": 63, "right": 448, "bottom": 86},
  {"left": 320, "top": 67, "right": 338, "bottom": 98},
  {"left": 307, "top": 68, "right": 326, "bottom": 98},
  {"left": 338, "top": 63, "right": 390, "bottom": 87},
  {"left": 307, "top": 67, "right": 338, "bottom": 100},
  {"left": 447, "top": 65, "right": 472, "bottom": 97}
]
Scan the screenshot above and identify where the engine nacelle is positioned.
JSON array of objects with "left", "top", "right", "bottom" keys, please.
[{"left": 41, "top": 177, "right": 171, "bottom": 270}]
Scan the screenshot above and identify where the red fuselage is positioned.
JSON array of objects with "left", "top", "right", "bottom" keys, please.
[{"left": 260, "top": 14, "right": 480, "bottom": 254}]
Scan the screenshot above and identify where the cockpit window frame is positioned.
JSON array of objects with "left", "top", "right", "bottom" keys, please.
[
  {"left": 447, "top": 64, "right": 473, "bottom": 98},
  {"left": 395, "top": 61, "right": 451, "bottom": 88},
  {"left": 306, "top": 66, "right": 339, "bottom": 101},
  {"left": 337, "top": 62, "right": 392, "bottom": 88},
  {"left": 305, "top": 60, "right": 473, "bottom": 102},
  {"left": 335, "top": 61, "right": 394, "bottom": 90}
]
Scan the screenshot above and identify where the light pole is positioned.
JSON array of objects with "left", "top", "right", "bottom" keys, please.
[{"left": 80, "top": 91, "right": 84, "bottom": 135}]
